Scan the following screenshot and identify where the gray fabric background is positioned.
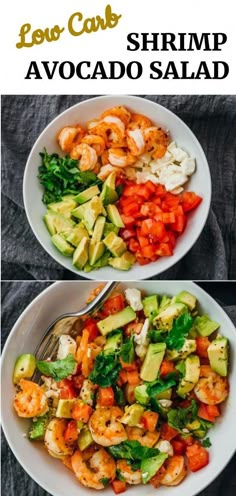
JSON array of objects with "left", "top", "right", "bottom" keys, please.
[
  {"left": 1, "top": 281, "right": 236, "bottom": 496},
  {"left": 1, "top": 95, "right": 236, "bottom": 281}
]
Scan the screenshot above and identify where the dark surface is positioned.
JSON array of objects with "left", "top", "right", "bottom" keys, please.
[
  {"left": 1, "top": 281, "right": 236, "bottom": 496},
  {"left": 1, "top": 95, "right": 236, "bottom": 281}
]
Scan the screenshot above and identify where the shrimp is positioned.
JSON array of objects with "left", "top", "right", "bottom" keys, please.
[
  {"left": 71, "top": 448, "right": 116, "bottom": 490},
  {"left": 57, "top": 125, "right": 86, "bottom": 152},
  {"left": 116, "top": 460, "right": 142, "bottom": 485},
  {"left": 194, "top": 365, "right": 229, "bottom": 405},
  {"left": 13, "top": 379, "right": 48, "bottom": 418},
  {"left": 108, "top": 148, "right": 136, "bottom": 167},
  {"left": 70, "top": 143, "right": 97, "bottom": 171},
  {"left": 102, "top": 116, "right": 125, "bottom": 145},
  {"left": 89, "top": 407, "right": 127, "bottom": 447},
  {"left": 101, "top": 106, "right": 132, "bottom": 127},
  {"left": 128, "top": 113, "right": 152, "bottom": 130},
  {"left": 45, "top": 418, "right": 74, "bottom": 459},
  {"left": 98, "top": 164, "right": 122, "bottom": 181},
  {"left": 160, "top": 456, "right": 186, "bottom": 486},
  {"left": 143, "top": 126, "right": 169, "bottom": 157},
  {"left": 81, "top": 134, "right": 105, "bottom": 156},
  {"left": 126, "top": 426, "right": 160, "bottom": 448},
  {"left": 126, "top": 129, "right": 145, "bottom": 156}
]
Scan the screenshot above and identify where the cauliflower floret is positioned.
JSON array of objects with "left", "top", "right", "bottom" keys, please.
[
  {"left": 136, "top": 172, "right": 159, "bottom": 184},
  {"left": 164, "top": 172, "right": 188, "bottom": 191},
  {"left": 57, "top": 335, "right": 77, "bottom": 360},
  {"left": 171, "top": 147, "right": 188, "bottom": 162},
  {"left": 155, "top": 440, "right": 174, "bottom": 456},
  {"left": 125, "top": 288, "right": 143, "bottom": 311},
  {"left": 134, "top": 319, "right": 150, "bottom": 358},
  {"left": 180, "top": 157, "right": 196, "bottom": 175}
]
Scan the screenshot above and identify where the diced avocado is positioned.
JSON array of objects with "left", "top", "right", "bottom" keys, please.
[
  {"left": 73, "top": 237, "right": 89, "bottom": 269},
  {"left": 65, "top": 223, "right": 89, "bottom": 247},
  {"left": 76, "top": 420, "right": 84, "bottom": 430},
  {"left": 89, "top": 241, "right": 105, "bottom": 266},
  {"left": 78, "top": 427, "right": 93, "bottom": 451},
  {"left": 166, "top": 339, "right": 196, "bottom": 361},
  {"left": 142, "top": 295, "right": 159, "bottom": 321},
  {"left": 103, "top": 222, "right": 119, "bottom": 237},
  {"left": 71, "top": 203, "right": 87, "bottom": 220},
  {"left": 97, "top": 306, "right": 136, "bottom": 336},
  {"left": 52, "top": 234, "right": 75, "bottom": 256},
  {"left": 100, "top": 185, "right": 119, "bottom": 205},
  {"left": 141, "top": 453, "right": 168, "bottom": 484},
  {"left": 153, "top": 303, "right": 187, "bottom": 331},
  {"left": 135, "top": 384, "right": 150, "bottom": 405},
  {"left": 29, "top": 411, "right": 50, "bottom": 441},
  {"left": 48, "top": 198, "right": 77, "bottom": 218},
  {"left": 140, "top": 343, "right": 166, "bottom": 382},
  {"left": 177, "top": 355, "right": 200, "bottom": 398},
  {"left": 103, "top": 171, "right": 116, "bottom": 190},
  {"left": 175, "top": 291, "right": 197, "bottom": 311},
  {"left": 194, "top": 315, "right": 220, "bottom": 337},
  {"left": 159, "top": 295, "right": 171, "bottom": 310},
  {"left": 109, "top": 251, "right": 135, "bottom": 271},
  {"left": 56, "top": 399, "right": 76, "bottom": 418},
  {"left": 155, "top": 388, "right": 172, "bottom": 400},
  {"left": 104, "top": 330, "right": 123, "bottom": 352},
  {"left": 120, "top": 404, "right": 145, "bottom": 426},
  {"left": 72, "top": 196, "right": 106, "bottom": 230},
  {"left": 44, "top": 211, "right": 75, "bottom": 236},
  {"left": 13, "top": 354, "right": 36, "bottom": 384},
  {"left": 106, "top": 204, "right": 125, "bottom": 228},
  {"left": 83, "top": 251, "right": 110, "bottom": 272},
  {"left": 91, "top": 216, "right": 106, "bottom": 243},
  {"left": 74, "top": 185, "right": 100, "bottom": 204},
  {"left": 186, "top": 419, "right": 201, "bottom": 432},
  {"left": 103, "top": 232, "right": 126, "bottom": 257},
  {"left": 207, "top": 337, "right": 228, "bottom": 377}
]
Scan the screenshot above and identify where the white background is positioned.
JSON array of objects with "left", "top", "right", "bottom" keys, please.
[{"left": 0, "top": 0, "right": 235, "bottom": 94}]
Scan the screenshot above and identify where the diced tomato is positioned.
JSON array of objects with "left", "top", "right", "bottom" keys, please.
[
  {"left": 118, "top": 369, "right": 128, "bottom": 385},
  {"left": 137, "top": 234, "right": 149, "bottom": 249},
  {"left": 198, "top": 403, "right": 220, "bottom": 422},
  {"left": 136, "top": 254, "right": 150, "bottom": 265},
  {"left": 181, "top": 192, "right": 202, "bottom": 212},
  {"left": 140, "top": 202, "right": 157, "bottom": 217},
  {"left": 58, "top": 379, "right": 77, "bottom": 400},
  {"left": 206, "top": 404, "right": 220, "bottom": 418},
  {"left": 126, "top": 369, "right": 140, "bottom": 385},
  {"left": 168, "top": 231, "right": 177, "bottom": 248},
  {"left": 155, "top": 184, "right": 166, "bottom": 197},
  {"left": 71, "top": 402, "right": 93, "bottom": 422},
  {"left": 160, "top": 360, "right": 175, "bottom": 377},
  {"left": 178, "top": 434, "right": 194, "bottom": 447},
  {"left": 64, "top": 420, "right": 78, "bottom": 443},
  {"left": 160, "top": 423, "right": 179, "bottom": 441},
  {"left": 120, "top": 214, "right": 136, "bottom": 226},
  {"left": 156, "top": 243, "right": 173, "bottom": 257},
  {"left": 196, "top": 337, "right": 211, "bottom": 358},
  {"left": 186, "top": 442, "right": 209, "bottom": 472},
  {"left": 120, "top": 228, "right": 136, "bottom": 240},
  {"left": 129, "top": 238, "right": 140, "bottom": 252},
  {"left": 97, "top": 387, "right": 115, "bottom": 407},
  {"left": 172, "top": 212, "right": 186, "bottom": 233},
  {"left": 124, "top": 321, "right": 143, "bottom": 337},
  {"left": 161, "top": 212, "right": 176, "bottom": 224},
  {"left": 83, "top": 318, "right": 99, "bottom": 341},
  {"left": 122, "top": 201, "right": 140, "bottom": 216},
  {"left": 72, "top": 374, "right": 85, "bottom": 391},
  {"left": 140, "top": 411, "right": 159, "bottom": 432},
  {"left": 140, "top": 218, "right": 155, "bottom": 236},
  {"left": 172, "top": 439, "right": 186, "bottom": 455},
  {"left": 145, "top": 180, "right": 157, "bottom": 194},
  {"left": 150, "top": 465, "right": 166, "bottom": 487},
  {"left": 111, "top": 479, "right": 126, "bottom": 494},
  {"left": 141, "top": 244, "right": 159, "bottom": 259},
  {"left": 162, "top": 192, "right": 180, "bottom": 209},
  {"left": 120, "top": 358, "right": 137, "bottom": 371},
  {"left": 102, "top": 294, "right": 125, "bottom": 316}
]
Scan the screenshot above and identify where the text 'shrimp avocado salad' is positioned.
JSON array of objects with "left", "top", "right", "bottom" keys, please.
[
  {"left": 13, "top": 288, "right": 230, "bottom": 493},
  {"left": 38, "top": 105, "right": 202, "bottom": 273}
]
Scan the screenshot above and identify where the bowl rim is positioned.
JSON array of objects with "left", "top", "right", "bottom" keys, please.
[
  {"left": 1, "top": 281, "right": 235, "bottom": 496},
  {"left": 22, "top": 95, "right": 212, "bottom": 279}
]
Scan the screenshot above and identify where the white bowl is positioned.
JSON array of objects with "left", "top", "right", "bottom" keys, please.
[
  {"left": 1, "top": 281, "right": 236, "bottom": 496},
  {"left": 23, "top": 95, "right": 211, "bottom": 279}
]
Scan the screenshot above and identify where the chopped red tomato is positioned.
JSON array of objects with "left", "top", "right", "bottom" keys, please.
[
  {"left": 196, "top": 337, "right": 211, "bottom": 358},
  {"left": 140, "top": 411, "right": 159, "bottom": 432},
  {"left": 97, "top": 387, "right": 115, "bottom": 407},
  {"left": 160, "top": 360, "right": 175, "bottom": 377},
  {"left": 172, "top": 439, "right": 186, "bottom": 455},
  {"left": 102, "top": 294, "right": 125, "bottom": 316},
  {"left": 72, "top": 374, "right": 85, "bottom": 391},
  {"left": 58, "top": 379, "right": 77, "bottom": 400},
  {"left": 64, "top": 420, "right": 78, "bottom": 443},
  {"left": 83, "top": 318, "right": 99, "bottom": 341},
  {"left": 111, "top": 479, "right": 126, "bottom": 494},
  {"left": 186, "top": 442, "right": 209, "bottom": 472},
  {"left": 160, "top": 423, "right": 179, "bottom": 441},
  {"left": 181, "top": 192, "right": 202, "bottom": 212},
  {"left": 71, "top": 402, "right": 93, "bottom": 422},
  {"left": 198, "top": 403, "right": 220, "bottom": 422}
]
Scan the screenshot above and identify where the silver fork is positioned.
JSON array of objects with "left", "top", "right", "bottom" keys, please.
[{"left": 32, "top": 281, "right": 118, "bottom": 381}]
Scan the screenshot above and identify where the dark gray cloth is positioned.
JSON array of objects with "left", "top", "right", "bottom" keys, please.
[
  {"left": 1, "top": 95, "right": 236, "bottom": 280},
  {"left": 1, "top": 281, "right": 236, "bottom": 496}
]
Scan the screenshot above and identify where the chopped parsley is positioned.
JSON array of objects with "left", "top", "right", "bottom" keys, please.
[
  {"left": 120, "top": 336, "right": 135, "bottom": 364},
  {"left": 166, "top": 313, "right": 193, "bottom": 350},
  {"left": 202, "top": 437, "right": 212, "bottom": 448},
  {"left": 146, "top": 373, "right": 176, "bottom": 397},
  {"left": 99, "top": 477, "right": 110, "bottom": 487},
  {"left": 167, "top": 400, "right": 198, "bottom": 432},
  {"left": 89, "top": 351, "right": 121, "bottom": 387},
  {"left": 36, "top": 354, "right": 76, "bottom": 382}
]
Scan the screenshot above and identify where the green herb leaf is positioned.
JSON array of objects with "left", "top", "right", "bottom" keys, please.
[
  {"left": 89, "top": 351, "right": 121, "bottom": 387},
  {"left": 113, "top": 385, "right": 125, "bottom": 406},
  {"left": 116, "top": 469, "right": 125, "bottom": 482},
  {"left": 148, "top": 330, "right": 167, "bottom": 343},
  {"left": 99, "top": 478, "right": 110, "bottom": 487},
  {"left": 167, "top": 400, "right": 198, "bottom": 432},
  {"left": 108, "top": 440, "right": 160, "bottom": 461},
  {"left": 146, "top": 373, "right": 176, "bottom": 397},
  {"left": 36, "top": 354, "right": 76, "bottom": 382},
  {"left": 166, "top": 313, "right": 193, "bottom": 350},
  {"left": 202, "top": 437, "right": 212, "bottom": 448},
  {"left": 120, "top": 336, "right": 135, "bottom": 364}
]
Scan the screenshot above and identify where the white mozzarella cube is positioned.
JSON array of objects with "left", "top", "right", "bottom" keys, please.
[
  {"left": 180, "top": 158, "right": 196, "bottom": 175},
  {"left": 57, "top": 335, "right": 77, "bottom": 360},
  {"left": 125, "top": 288, "right": 143, "bottom": 311}
]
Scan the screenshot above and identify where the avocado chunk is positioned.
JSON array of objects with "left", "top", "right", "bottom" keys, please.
[
  {"left": 104, "top": 232, "right": 126, "bottom": 257},
  {"left": 166, "top": 339, "right": 196, "bottom": 361},
  {"left": 142, "top": 295, "right": 159, "bottom": 321},
  {"left": 13, "top": 354, "right": 36, "bottom": 384},
  {"left": 100, "top": 185, "right": 119, "bottom": 205},
  {"left": 153, "top": 303, "right": 187, "bottom": 331},
  {"left": 159, "top": 295, "right": 171, "bottom": 310},
  {"left": 91, "top": 216, "right": 106, "bottom": 243},
  {"left": 135, "top": 384, "right": 150, "bottom": 405},
  {"left": 194, "top": 315, "right": 220, "bottom": 337},
  {"left": 175, "top": 291, "right": 197, "bottom": 311},
  {"left": 140, "top": 343, "right": 166, "bottom": 382},
  {"left": 141, "top": 453, "right": 168, "bottom": 484},
  {"left": 48, "top": 198, "right": 77, "bottom": 218},
  {"left": 29, "top": 411, "right": 50, "bottom": 441},
  {"left": 72, "top": 196, "right": 105, "bottom": 230},
  {"left": 177, "top": 355, "right": 200, "bottom": 398},
  {"left": 65, "top": 223, "right": 89, "bottom": 247},
  {"left": 52, "top": 234, "right": 75, "bottom": 256},
  {"left": 56, "top": 399, "right": 76, "bottom": 418},
  {"left": 103, "top": 222, "right": 119, "bottom": 237},
  {"left": 207, "top": 337, "right": 228, "bottom": 377},
  {"left": 106, "top": 204, "right": 125, "bottom": 228},
  {"left": 78, "top": 427, "right": 93, "bottom": 451},
  {"left": 89, "top": 241, "right": 105, "bottom": 266},
  {"left": 108, "top": 251, "right": 135, "bottom": 270},
  {"left": 120, "top": 404, "right": 145, "bottom": 426},
  {"left": 44, "top": 211, "right": 75, "bottom": 236},
  {"left": 73, "top": 237, "right": 89, "bottom": 269},
  {"left": 103, "top": 171, "right": 116, "bottom": 190},
  {"left": 83, "top": 251, "right": 110, "bottom": 272},
  {"left": 97, "top": 306, "right": 136, "bottom": 336},
  {"left": 104, "top": 330, "right": 123, "bottom": 352},
  {"left": 74, "top": 185, "right": 100, "bottom": 204}
]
